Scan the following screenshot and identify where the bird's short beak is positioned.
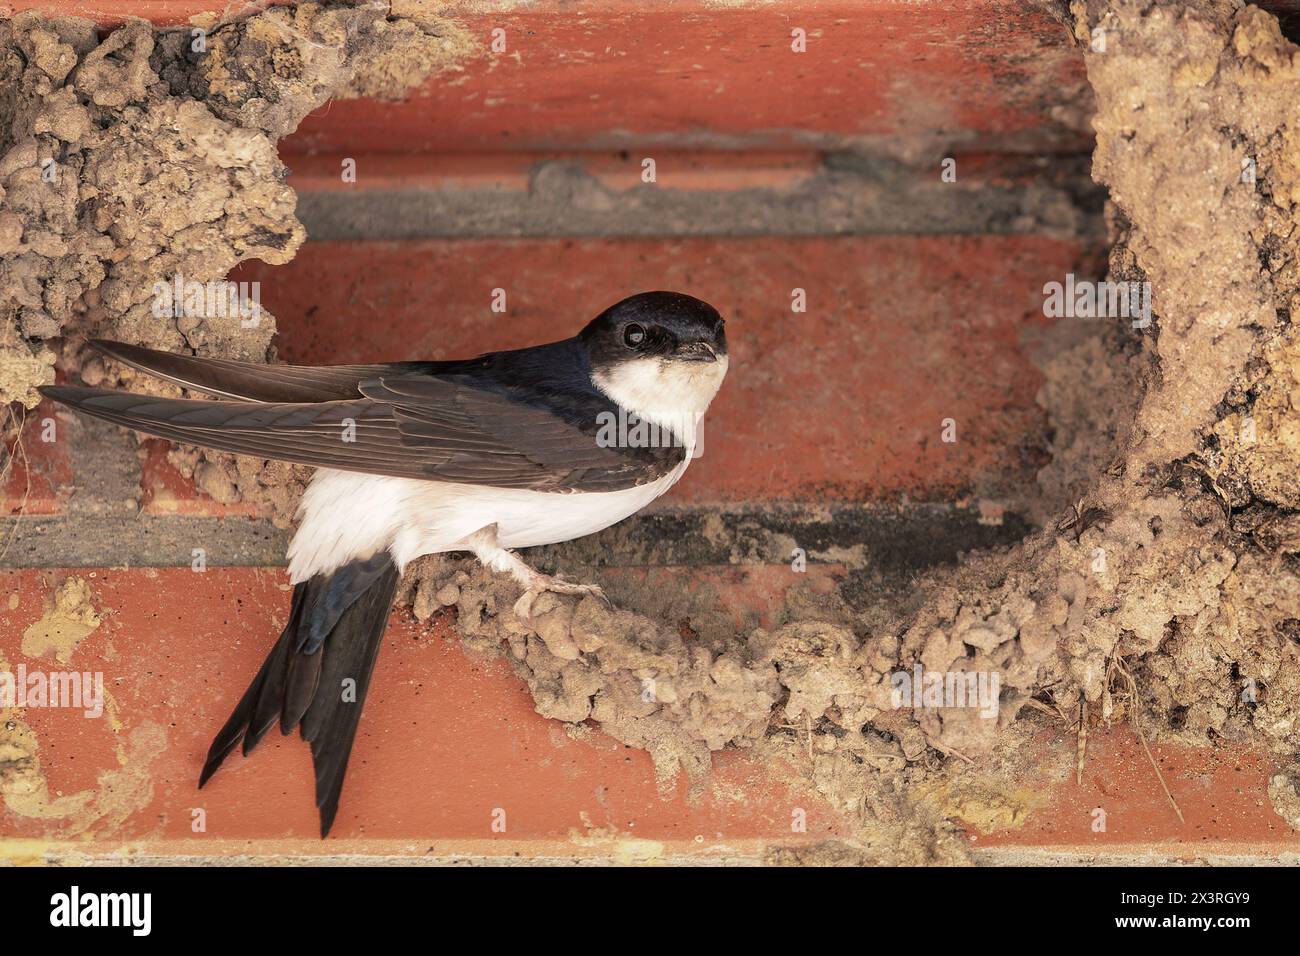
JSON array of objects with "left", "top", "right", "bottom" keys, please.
[{"left": 674, "top": 341, "right": 718, "bottom": 363}]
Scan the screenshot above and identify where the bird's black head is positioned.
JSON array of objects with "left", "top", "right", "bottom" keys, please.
[
  {"left": 581, "top": 291, "right": 727, "bottom": 367},
  {"left": 580, "top": 291, "right": 729, "bottom": 420}
]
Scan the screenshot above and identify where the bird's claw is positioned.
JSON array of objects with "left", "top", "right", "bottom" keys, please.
[{"left": 513, "top": 575, "right": 611, "bottom": 619}]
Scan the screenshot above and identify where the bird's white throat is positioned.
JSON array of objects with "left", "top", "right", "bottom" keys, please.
[{"left": 591, "top": 354, "right": 728, "bottom": 445}]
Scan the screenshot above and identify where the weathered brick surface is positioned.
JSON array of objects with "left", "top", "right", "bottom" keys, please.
[
  {"left": 2, "top": 400, "right": 74, "bottom": 517},
  {"left": 972, "top": 728, "right": 1300, "bottom": 855},
  {"left": 4, "top": 568, "right": 1296, "bottom": 859},
  {"left": 0, "top": 568, "right": 845, "bottom": 854},
  {"left": 9, "top": 0, "right": 1290, "bottom": 865},
  {"left": 281, "top": 0, "right": 1092, "bottom": 156}
]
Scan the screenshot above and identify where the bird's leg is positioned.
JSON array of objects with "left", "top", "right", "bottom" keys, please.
[{"left": 464, "top": 525, "right": 609, "bottom": 619}]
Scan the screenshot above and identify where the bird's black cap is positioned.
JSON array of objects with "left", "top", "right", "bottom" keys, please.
[{"left": 581, "top": 291, "right": 726, "bottom": 367}]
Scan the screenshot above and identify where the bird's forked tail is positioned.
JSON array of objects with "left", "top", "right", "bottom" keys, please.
[{"left": 198, "top": 553, "right": 399, "bottom": 837}]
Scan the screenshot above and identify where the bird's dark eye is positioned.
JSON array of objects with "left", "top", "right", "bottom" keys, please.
[{"left": 623, "top": 323, "right": 646, "bottom": 348}]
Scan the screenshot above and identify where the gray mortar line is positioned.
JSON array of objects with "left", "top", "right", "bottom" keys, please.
[
  {"left": 291, "top": 160, "right": 1105, "bottom": 241},
  {"left": 61, "top": 414, "right": 150, "bottom": 519},
  {"left": 2, "top": 409, "right": 295, "bottom": 569},
  {"left": 0, "top": 514, "right": 289, "bottom": 569},
  {"left": 0, "top": 504, "right": 1030, "bottom": 571}
]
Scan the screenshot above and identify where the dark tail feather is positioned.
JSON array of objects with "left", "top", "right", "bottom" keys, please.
[
  {"left": 198, "top": 584, "right": 305, "bottom": 785},
  {"left": 198, "top": 556, "right": 400, "bottom": 837}
]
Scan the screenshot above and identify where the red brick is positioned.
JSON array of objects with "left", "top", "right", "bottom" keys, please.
[
  {"left": 232, "top": 235, "right": 1100, "bottom": 506},
  {"left": 284, "top": 150, "right": 819, "bottom": 193},
  {"left": 6, "top": 1, "right": 1093, "bottom": 165},
  {"left": 5, "top": 568, "right": 1294, "bottom": 860},
  {"left": 971, "top": 726, "right": 1300, "bottom": 857},
  {"left": 279, "top": 1, "right": 1090, "bottom": 156},
  {"left": 2, "top": 1, "right": 1086, "bottom": 153},
  {"left": 0, "top": 567, "right": 846, "bottom": 854},
  {"left": 2, "top": 400, "right": 74, "bottom": 517}
]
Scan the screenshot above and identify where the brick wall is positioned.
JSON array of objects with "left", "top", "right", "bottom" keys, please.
[{"left": 4, "top": 0, "right": 1298, "bottom": 863}]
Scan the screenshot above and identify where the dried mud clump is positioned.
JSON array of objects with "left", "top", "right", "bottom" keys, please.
[
  {"left": 1035, "top": 0, "right": 1300, "bottom": 749},
  {"left": 0, "top": 4, "right": 474, "bottom": 518},
  {"left": 400, "top": 558, "right": 801, "bottom": 791},
  {"left": 799, "top": 0, "right": 1300, "bottom": 778},
  {"left": 156, "top": 2, "right": 472, "bottom": 138}
]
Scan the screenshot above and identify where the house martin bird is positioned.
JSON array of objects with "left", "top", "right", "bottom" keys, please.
[{"left": 40, "top": 291, "right": 728, "bottom": 836}]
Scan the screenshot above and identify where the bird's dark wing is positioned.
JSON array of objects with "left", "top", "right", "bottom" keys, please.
[
  {"left": 88, "top": 339, "right": 430, "bottom": 403},
  {"left": 358, "top": 373, "right": 683, "bottom": 490},
  {"left": 40, "top": 374, "right": 684, "bottom": 491}
]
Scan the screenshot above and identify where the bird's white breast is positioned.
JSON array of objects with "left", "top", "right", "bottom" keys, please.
[{"left": 286, "top": 458, "right": 691, "bottom": 583}]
